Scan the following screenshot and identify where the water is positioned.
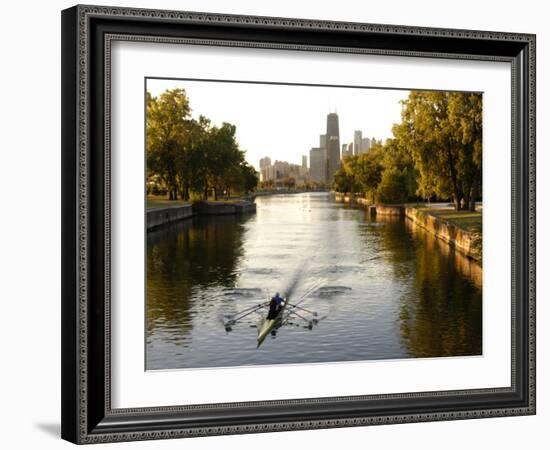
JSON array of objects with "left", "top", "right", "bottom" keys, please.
[{"left": 146, "top": 192, "right": 482, "bottom": 370}]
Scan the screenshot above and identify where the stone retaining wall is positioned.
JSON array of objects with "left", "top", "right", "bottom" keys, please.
[
  {"left": 405, "top": 207, "right": 482, "bottom": 263},
  {"left": 147, "top": 205, "right": 193, "bottom": 231},
  {"left": 370, "top": 205, "right": 405, "bottom": 216},
  {"left": 147, "top": 200, "right": 256, "bottom": 231},
  {"left": 333, "top": 192, "right": 481, "bottom": 263},
  {"left": 192, "top": 200, "right": 256, "bottom": 215}
]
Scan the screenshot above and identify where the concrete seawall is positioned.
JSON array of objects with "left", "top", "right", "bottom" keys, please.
[
  {"left": 147, "top": 200, "right": 256, "bottom": 231},
  {"left": 192, "top": 200, "right": 256, "bottom": 216},
  {"left": 405, "top": 207, "right": 482, "bottom": 263},
  {"left": 369, "top": 205, "right": 405, "bottom": 216},
  {"left": 147, "top": 205, "right": 194, "bottom": 231},
  {"left": 333, "top": 193, "right": 481, "bottom": 264}
]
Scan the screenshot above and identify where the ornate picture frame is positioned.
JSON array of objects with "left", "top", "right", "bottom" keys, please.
[{"left": 61, "top": 4, "right": 535, "bottom": 444}]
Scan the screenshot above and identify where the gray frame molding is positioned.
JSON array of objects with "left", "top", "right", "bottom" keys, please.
[{"left": 62, "top": 4, "right": 536, "bottom": 444}]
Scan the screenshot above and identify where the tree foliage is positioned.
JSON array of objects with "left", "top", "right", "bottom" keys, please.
[
  {"left": 393, "top": 91, "right": 482, "bottom": 210},
  {"left": 146, "top": 89, "right": 259, "bottom": 201},
  {"left": 333, "top": 91, "right": 482, "bottom": 210},
  {"left": 146, "top": 89, "right": 191, "bottom": 200}
]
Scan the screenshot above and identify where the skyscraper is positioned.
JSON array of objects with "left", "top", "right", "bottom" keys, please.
[
  {"left": 361, "top": 137, "right": 372, "bottom": 154},
  {"left": 354, "top": 130, "right": 362, "bottom": 155},
  {"left": 320, "top": 134, "right": 327, "bottom": 150},
  {"left": 301, "top": 155, "right": 308, "bottom": 176},
  {"left": 309, "top": 147, "right": 325, "bottom": 183},
  {"left": 343, "top": 142, "right": 354, "bottom": 159},
  {"left": 259, "top": 157, "right": 273, "bottom": 182},
  {"left": 325, "top": 113, "right": 340, "bottom": 183}
]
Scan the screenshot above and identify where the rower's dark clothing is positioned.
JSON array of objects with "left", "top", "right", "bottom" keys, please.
[
  {"left": 267, "top": 300, "right": 278, "bottom": 320},
  {"left": 267, "top": 295, "right": 284, "bottom": 320}
]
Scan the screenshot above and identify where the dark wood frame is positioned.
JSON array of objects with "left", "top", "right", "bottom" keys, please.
[{"left": 61, "top": 4, "right": 536, "bottom": 444}]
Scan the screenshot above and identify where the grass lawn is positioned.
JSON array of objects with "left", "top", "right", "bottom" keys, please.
[
  {"left": 146, "top": 194, "right": 249, "bottom": 210},
  {"left": 146, "top": 195, "right": 189, "bottom": 210},
  {"left": 418, "top": 208, "right": 482, "bottom": 234}
]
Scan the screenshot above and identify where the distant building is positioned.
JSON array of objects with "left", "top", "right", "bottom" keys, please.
[
  {"left": 354, "top": 130, "right": 362, "bottom": 155},
  {"left": 273, "top": 160, "right": 290, "bottom": 180},
  {"left": 309, "top": 147, "right": 325, "bottom": 183},
  {"left": 259, "top": 156, "right": 273, "bottom": 182},
  {"left": 289, "top": 163, "right": 302, "bottom": 179},
  {"left": 361, "top": 137, "right": 371, "bottom": 154},
  {"left": 341, "top": 142, "right": 354, "bottom": 159},
  {"left": 300, "top": 155, "right": 308, "bottom": 176},
  {"left": 325, "top": 113, "right": 340, "bottom": 183}
]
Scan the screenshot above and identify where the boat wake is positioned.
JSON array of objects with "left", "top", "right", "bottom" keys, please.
[
  {"left": 223, "top": 288, "right": 263, "bottom": 297},
  {"left": 315, "top": 286, "right": 352, "bottom": 297}
]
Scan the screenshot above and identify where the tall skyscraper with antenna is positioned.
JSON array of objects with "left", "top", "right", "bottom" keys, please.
[{"left": 325, "top": 112, "right": 340, "bottom": 184}]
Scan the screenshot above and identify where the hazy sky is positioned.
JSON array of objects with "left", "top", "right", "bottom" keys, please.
[{"left": 147, "top": 78, "right": 410, "bottom": 170}]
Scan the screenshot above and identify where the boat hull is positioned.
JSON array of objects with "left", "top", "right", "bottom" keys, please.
[
  {"left": 257, "top": 299, "right": 287, "bottom": 346},
  {"left": 257, "top": 318, "right": 279, "bottom": 345}
]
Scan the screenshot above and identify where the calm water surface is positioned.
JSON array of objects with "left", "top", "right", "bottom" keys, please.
[{"left": 146, "top": 192, "right": 482, "bottom": 370}]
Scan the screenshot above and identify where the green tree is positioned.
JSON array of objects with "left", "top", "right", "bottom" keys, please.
[
  {"left": 377, "top": 138, "right": 418, "bottom": 204},
  {"left": 240, "top": 162, "right": 259, "bottom": 194},
  {"left": 176, "top": 115, "right": 210, "bottom": 200},
  {"left": 205, "top": 123, "right": 243, "bottom": 200},
  {"left": 146, "top": 88, "right": 272, "bottom": 202},
  {"left": 146, "top": 89, "right": 191, "bottom": 200},
  {"left": 394, "top": 91, "right": 482, "bottom": 210},
  {"left": 354, "top": 145, "right": 384, "bottom": 203},
  {"left": 332, "top": 155, "right": 360, "bottom": 194},
  {"left": 448, "top": 93, "right": 483, "bottom": 210}
]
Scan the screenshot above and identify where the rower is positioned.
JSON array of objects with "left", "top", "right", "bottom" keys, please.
[{"left": 267, "top": 292, "right": 284, "bottom": 320}]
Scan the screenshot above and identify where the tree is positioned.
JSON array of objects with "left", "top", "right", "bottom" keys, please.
[
  {"left": 332, "top": 155, "right": 360, "bottom": 194},
  {"left": 240, "top": 163, "right": 259, "bottom": 194},
  {"left": 147, "top": 88, "right": 258, "bottom": 201},
  {"left": 176, "top": 115, "right": 210, "bottom": 200},
  {"left": 354, "top": 145, "right": 384, "bottom": 203},
  {"left": 146, "top": 89, "right": 191, "bottom": 200},
  {"left": 394, "top": 91, "right": 482, "bottom": 210},
  {"left": 377, "top": 138, "right": 418, "bottom": 204},
  {"left": 448, "top": 93, "right": 482, "bottom": 210},
  {"left": 204, "top": 123, "right": 243, "bottom": 200}
]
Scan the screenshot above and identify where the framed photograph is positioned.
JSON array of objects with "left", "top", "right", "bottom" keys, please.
[{"left": 61, "top": 4, "right": 536, "bottom": 444}]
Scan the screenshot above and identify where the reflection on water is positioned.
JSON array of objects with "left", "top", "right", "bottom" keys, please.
[{"left": 146, "top": 193, "right": 481, "bottom": 370}]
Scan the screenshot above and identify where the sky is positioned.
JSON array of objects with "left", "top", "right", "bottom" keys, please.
[{"left": 147, "top": 78, "right": 410, "bottom": 171}]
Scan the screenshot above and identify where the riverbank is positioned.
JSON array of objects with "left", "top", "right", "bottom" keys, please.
[
  {"left": 146, "top": 199, "right": 256, "bottom": 231},
  {"left": 250, "top": 188, "right": 329, "bottom": 199},
  {"left": 334, "top": 193, "right": 482, "bottom": 264}
]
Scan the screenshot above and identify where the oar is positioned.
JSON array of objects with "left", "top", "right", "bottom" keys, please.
[
  {"left": 225, "top": 302, "right": 269, "bottom": 328},
  {"left": 233, "top": 301, "right": 269, "bottom": 316},
  {"left": 291, "top": 279, "right": 324, "bottom": 308},
  {"left": 287, "top": 303, "right": 317, "bottom": 316},
  {"left": 287, "top": 310, "right": 314, "bottom": 329}
]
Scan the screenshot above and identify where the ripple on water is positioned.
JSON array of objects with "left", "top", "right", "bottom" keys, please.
[{"left": 146, "top": 192, "right": 482, "bottom": 369}]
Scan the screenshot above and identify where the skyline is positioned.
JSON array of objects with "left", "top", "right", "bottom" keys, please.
[{"left": 146, "top": 78, "right": 410, "bottom": 171}]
